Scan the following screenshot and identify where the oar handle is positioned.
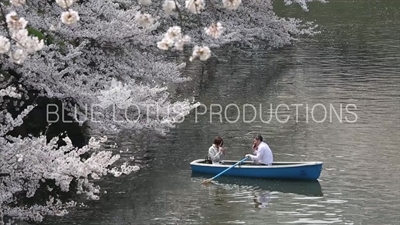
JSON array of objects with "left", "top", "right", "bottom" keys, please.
[{"left": 210, "top": 156, "right": 249, "bottom": 180}]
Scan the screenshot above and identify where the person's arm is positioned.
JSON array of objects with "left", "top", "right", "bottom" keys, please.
[
  {"left": 248, "top": 146, "right": 265, "bottom": 161},
  {"left": 209, "top": 147, "right": 222, "bottom": 161}
]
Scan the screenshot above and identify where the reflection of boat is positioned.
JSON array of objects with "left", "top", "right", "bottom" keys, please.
[
  {"left": 191, "top": 174, "right": 323, "bottom": 197},
  {"left": 190, "top": 159, "right": 323, "bottom": 180}
]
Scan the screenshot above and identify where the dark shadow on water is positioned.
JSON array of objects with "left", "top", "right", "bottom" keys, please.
[{"left": 191, "top": 173, "right": 323, "bottom": 197}]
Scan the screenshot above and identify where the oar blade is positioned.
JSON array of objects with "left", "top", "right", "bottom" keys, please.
[{"left": 202, "top": 179, "right": 213, "bottom": 184}]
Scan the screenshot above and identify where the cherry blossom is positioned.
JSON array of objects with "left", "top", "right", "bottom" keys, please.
[
  {"left": 61, "top": 9, "right": 80, "bottom": 25},
  {"left": 6, "top": 12, "right": 28, "bottom": 31},
  {"left": 55, "top": 0, "right": 75, "bottom": 9},
  {"left": 134, "top": 12, "right": 154, "bottom": 28},
  {"left": 163, "top": 0, "right": 179, "bottom": 15},
  {"left": 222, "top": 0, "right": 242, "bottom": 10},
  {"left": 189, "top": 45, "right": 211, "bottom": 61},
  {"left": 138, "top": 0, "right": 152, "bottom": 5},
  {"left": 205, "top": 22, "right": 224, "bottom": 38},
  {"left": 9, "top": 0, "right": 26, "bottom": 7},
  {"left": 0, "top": 37, "right": 10, "bottom": 54},
  {"left": 185, "top": 0, "right": 205, "bottom": 14}
]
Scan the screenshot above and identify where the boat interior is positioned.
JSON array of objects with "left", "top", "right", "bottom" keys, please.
[{"left": 198, "top": 160, "right": 305, "bottom": 166}]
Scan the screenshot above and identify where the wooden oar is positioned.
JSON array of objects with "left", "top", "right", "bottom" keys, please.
[{"left": 202, "top": 156, "right": 249, "bottom": 184}]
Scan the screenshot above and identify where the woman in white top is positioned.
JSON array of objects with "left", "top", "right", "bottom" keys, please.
[{"left": 208, "top": 136, "right": 226, "bottom": 164}]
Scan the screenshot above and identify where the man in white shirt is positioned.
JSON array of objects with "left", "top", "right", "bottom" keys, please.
[{"left": 245, "top": 134, "right": 273, "bottom": 166}]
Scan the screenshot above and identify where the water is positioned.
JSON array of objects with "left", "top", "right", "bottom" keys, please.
[{"left": 43, "top": 0, "right": 399, "bottom": 224}]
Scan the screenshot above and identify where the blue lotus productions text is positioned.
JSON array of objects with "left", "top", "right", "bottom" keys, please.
[{"left": 194, "top": 103, "right": 358, "bottom": 124}]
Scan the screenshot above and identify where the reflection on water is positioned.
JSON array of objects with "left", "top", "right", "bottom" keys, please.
[
  {"left": 188, "top": 171, "right": 348, "bottom": 224},
  {"left": 43, "top": 0, "right": 399, "bottom": 225},
  {"left": 204, "top": 180, "right": 311, "bottom": 210},
  {"left": 191, "top": 174, "right": 323, "bottom": 197}
]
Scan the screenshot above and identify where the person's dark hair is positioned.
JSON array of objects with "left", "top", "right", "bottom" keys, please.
[
  {"left": 254, "top": 134, "right": 263, "bottom": 142},
  {"left": 214, "top": 136, "right": 223, "bottom": 146}
]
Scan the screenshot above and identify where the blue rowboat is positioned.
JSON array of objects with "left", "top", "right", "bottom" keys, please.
[{"left": 190, "top": 159, "right": 323, "bottom": 181}]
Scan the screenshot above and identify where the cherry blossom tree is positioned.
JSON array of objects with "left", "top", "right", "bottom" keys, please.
[
  {"left": 0, "top": 86, "right": 142, "bottom": 224},
  {"left": 0, "top": 0, "right": 327, "bottom": 223}
]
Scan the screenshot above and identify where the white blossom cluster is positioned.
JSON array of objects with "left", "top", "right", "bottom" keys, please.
[
  {"left": 0, "top": 104, "right": 35, "bottom": 137},
  {"left": 0, "top": 11, "right": 44, "bottom": 64},
  {"left": 1, "top": 0, "right": 80, "bottom": 63},
  {"left": 185, "top": 0, "right": 206, "bottom": 14},
  {"left": 0, "top": 133, "right": 139, "bottom": 223},
  {"left": 284, "top": 0, "right": 328, "bottom": 11},
  {"left": 0, "top": 0, "right": 325, "bottom": 65},
  {"left": 204, "top": 22, "right": 224, "bottom": 39},
  {"left": 189, "top": 45, "right": 211, "bottom": 61},
  {"left": 157, "top": 26, "right": 191, "bottom": 51},
  {"left": 162, "top": 0, "right": 180, "bottom": 15},
  {"left": 134, "top": 11, "right": 154, "bottom": 28},
  {"left": 54, "top": 0, "right": 80, "bottom": 24},
  {"left": 93, "top": 79, "right": 200, "bottom": 134},
  {"left": 222, "top": 0, "right": 242, "bottom": 10},
  {"left": 0, "top": 86, "right": 145, "bottom": 224},
  {"left": 155, "top": 0, "right": 236, "bottom": 59},
  {"left": 0, "top": 86, "right": 21, "bottom": 99}
]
